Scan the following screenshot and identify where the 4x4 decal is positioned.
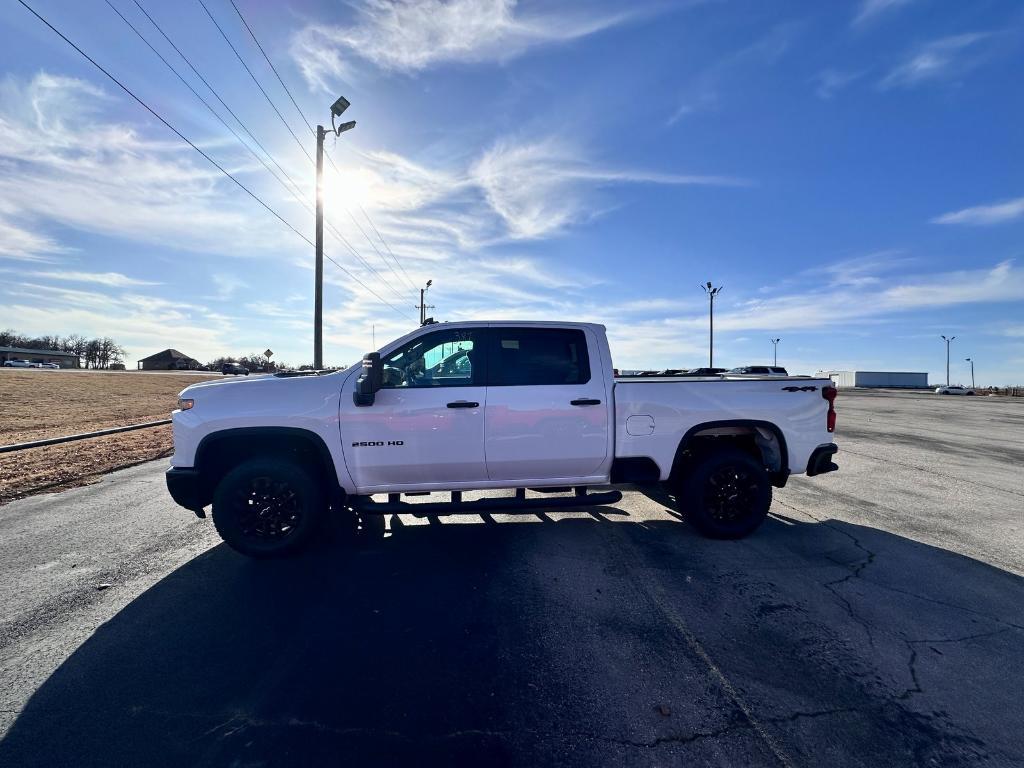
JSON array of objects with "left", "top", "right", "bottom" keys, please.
[{"left": 781, "top": 385, "right": 818, "bottom": 392}]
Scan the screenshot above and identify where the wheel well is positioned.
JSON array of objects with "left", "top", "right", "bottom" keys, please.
[
  {"left": 195, "top": 428, "right": 341, "bottom": 505},
  {"left": 671, "top": 421, "right": 788, "bottom": 487}
]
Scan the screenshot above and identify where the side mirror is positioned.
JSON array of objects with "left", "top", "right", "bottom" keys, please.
[{"left": 353, "top": 352, "right": 382, "bottom": 406}]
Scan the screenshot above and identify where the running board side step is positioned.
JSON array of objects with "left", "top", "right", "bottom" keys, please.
[{"left": 354, "top": 487, "right": 623, "bottom": 516}]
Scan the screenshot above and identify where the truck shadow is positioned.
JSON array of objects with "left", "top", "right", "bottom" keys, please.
[{"left": 1, "top": 508, "right": 1022, "bottom": 767}]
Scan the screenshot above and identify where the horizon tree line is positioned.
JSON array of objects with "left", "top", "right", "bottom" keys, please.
[{"left": 0, "top": 329, "right": 126, "bottom": 369}]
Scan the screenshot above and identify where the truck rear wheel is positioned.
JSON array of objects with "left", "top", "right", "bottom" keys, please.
[
  {"left": 212, "top": 458, "right": 324, "bottom": 558},
  {"left": 673, "top": 447, "right": 772, "bottom": 539}
]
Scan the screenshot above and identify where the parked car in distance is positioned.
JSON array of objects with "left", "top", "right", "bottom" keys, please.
[
  {"left": 3, "top": 359, "right": 37, "bottom": 368},
  {"left": 727, "top": 366, "right": 789, "bottom": 376},
  {"left": 935, "top": 385, "right": 975, "bottom": 395},
  {"left": 221, "top": 363, "right": 249, "bottom": 376},
  {"left": 682, "top": 367, "right": 728, "bottom": 376},
  {"left": 40, "top": 362, "right": 61, "bottom": 369}
]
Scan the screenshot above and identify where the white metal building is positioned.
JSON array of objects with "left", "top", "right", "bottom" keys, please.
[{"left": 816, "top": 370, "right": 928, "bottom": 389}]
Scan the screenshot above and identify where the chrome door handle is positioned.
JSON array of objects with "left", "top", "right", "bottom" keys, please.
[
  {"left": 570, "top": 398, "right": 601, "bottom": 406},
  {"left": 446, "top": 401, "right": 479, "bottom": 408}
]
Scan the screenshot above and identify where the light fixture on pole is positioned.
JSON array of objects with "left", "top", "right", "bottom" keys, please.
[
  {"left": 940, "top": 335, "right": 956, "bottom": 386},
  {"left": 770, "top": 338, "right": 781, "bottom": 366},
  {"left": 965, "top": 357, "right": 975, "bottom": 389},
  {"left": 418, "top": 279, "right": 434, "bottom": 325},
  {"left": 314, "top": 96, "right": 356, "bottom": 370},
  {"left": 701, "top": 282, "right": 723, "bottom": 368}
]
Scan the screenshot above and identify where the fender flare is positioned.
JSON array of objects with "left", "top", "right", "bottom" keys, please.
[{"left": 673, "top": 419, "right": 789, "bottom": 483}]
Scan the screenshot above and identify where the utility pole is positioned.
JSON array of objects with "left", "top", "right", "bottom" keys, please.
[
  {"left": 965, "top": 357, "right": 975, "bottom": 388},
  {"left": 314, "top": 124, "right": 325, "bottom": 370},
  {"left": 770, "top": 338, "right": 780, "bottom": 366},
  {"left": 313, "top": 97, "right": 356, "bottom": 370},
  {"left": 940, "top": 335, "right": 955, "bottom": 386},
  {"left": 417, "top": 279, "right": 434, "bottom": 325},
  {"left": 701, "top": 282, "right": 723, "bottom": 368}
]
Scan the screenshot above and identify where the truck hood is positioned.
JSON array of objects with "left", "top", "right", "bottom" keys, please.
[{"left": 178, "top": 369, "right": 354, "bottom": 403}]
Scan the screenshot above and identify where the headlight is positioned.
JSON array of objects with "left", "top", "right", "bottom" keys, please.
[{"left": 177, "top": 397, "right": 194, "bottom": 411}]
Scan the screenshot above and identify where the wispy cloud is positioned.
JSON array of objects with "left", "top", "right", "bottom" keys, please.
[
  {"left": 19, "top": 269, "right": 160, "bottom": 287},
  {"left": 879, "top": 32, "right": 990, "bottom": 89},
  {"left": 291, "top": 0, "right": 641, "bottom": 88},
  {"left": 0, "top": 72, "right": 302, "bottom": 259},
  {"left": 0, "top": 214, "right": 70, "bottom": 262},
  {"left": 812, "top": 69, "right": 862, "bottom": 99},
  {"left": 932, "top": 196, "right": 1024, "bottom": 225},
  {"left": 852, "top": 0, "right": 916, "bottom": 28},
  {"left": 469, "top": 137, "right": 747, "bottom": 239}
]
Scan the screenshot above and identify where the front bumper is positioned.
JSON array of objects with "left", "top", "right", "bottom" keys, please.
[
  {"left": 166, "top": 467, "right": 208, "bottom": 516},
  {"left": 806, "top": 444, "right": 839, "bottom": 476}
]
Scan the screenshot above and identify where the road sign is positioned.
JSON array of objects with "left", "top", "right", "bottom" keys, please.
[{"left": 264, "top": 349, "right": 273, "bottom": 358}]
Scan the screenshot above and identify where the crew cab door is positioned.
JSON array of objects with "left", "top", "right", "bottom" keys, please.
[
  {"left": 484, "top": 326, "right": 610, "bottom": 482},
  {"left": 342, "top": 327, "right": 487, "bottom": 490}
]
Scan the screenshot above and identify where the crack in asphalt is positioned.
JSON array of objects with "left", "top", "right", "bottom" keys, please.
[
  {"left": 593, "top": 524, "right": 798, "bottom": 768},
  {"left": 899, "top": 629, "right": 1014, "bottom": 701},
  {"left": 775, "top": 501, "right": 878, "bottom": 648},
  {"left": 774, "top": 500, "right": 1024, "bottom": 635}
]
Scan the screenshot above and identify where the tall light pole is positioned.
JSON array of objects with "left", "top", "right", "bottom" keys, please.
[
  {"left": 965, "top": 357, "right": 975, "bottom": 389},
  {"left": 418, "top": 279, "right": 434, "bottom": 325},
  {"left": 701, "top": 282, "right": 723, "bottom": 368},
  {"left": 770, "top": 338, "right": 780, "bottom": 366},
  {"left": 314, "top": 96, "right": 356, "bottom": 370},
  {"left": 940, "top": 335, "right": 956, "bottom": 386}
]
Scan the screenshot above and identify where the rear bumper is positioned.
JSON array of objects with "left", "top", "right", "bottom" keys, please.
[
  {"left": 806, "top": 444, "right": 839, "bottom": 476},
  {"left": 166, "top": 467, "right": 208, "bottom": 514}
]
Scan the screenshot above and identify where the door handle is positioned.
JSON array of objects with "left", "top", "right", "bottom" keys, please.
[
  {"left": 570, "top": 398, "right": 602, "bottom": 406},
  {"left": 446, "top": 400, "right": 479, "bottom": 408}
]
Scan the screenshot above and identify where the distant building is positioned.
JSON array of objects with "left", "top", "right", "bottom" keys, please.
[
  {"left": 817, "top": 370, "right": 928, "bottom": 389},
  {"left": 137, "top": 349, "right": 201, "bottom": 371},
  {"left": 0, "top": 346, "right": 80, "bottom": 368}
]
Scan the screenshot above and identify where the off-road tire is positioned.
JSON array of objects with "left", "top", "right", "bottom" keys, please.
[
  {"left": 672, "top": 447, "right": 772, "bottom": 539},
  {"left": 212, "top": 458, "right": 324, "bottom": 558}
]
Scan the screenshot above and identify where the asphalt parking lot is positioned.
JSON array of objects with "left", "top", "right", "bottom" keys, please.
[{"left": 0, "top": 390, "right": 1022, "bottom": 766}]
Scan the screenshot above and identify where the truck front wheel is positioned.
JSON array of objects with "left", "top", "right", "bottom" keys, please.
[
  {"left": 673, "top": 447, "right": 772, "bottom": 539},
  {"left": 212, "top": 458, "right": 324, "bottom": 558}
]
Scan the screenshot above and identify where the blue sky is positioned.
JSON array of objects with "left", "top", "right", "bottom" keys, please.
[{"left": 1, "top": 0, "right": 1022, "bottom": 385}]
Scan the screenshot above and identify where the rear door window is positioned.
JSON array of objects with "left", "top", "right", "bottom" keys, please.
[{"left": 487, "top": 328, "right": 591, "bottom": 386}]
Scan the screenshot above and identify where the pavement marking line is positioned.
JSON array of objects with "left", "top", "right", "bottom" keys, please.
[{"left": 597, "top": 522, "right": 797, "bottom": 768}]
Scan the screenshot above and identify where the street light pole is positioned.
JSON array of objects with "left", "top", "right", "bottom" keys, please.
[
  {"left": 770, "top": 338, "right": 780, "bottom": 366},
  {"left": 701, "top": 282, "right": 723, "bottom": 368},
  {"left": 940, "top": 335, "right": 956, "bottom": 386},
  {"left": 313, "top": 96, "right": 356, "bottom": 370},
  {"left": 314, "top": 124, "right": 325, "bottom": 370},
  {"left": 965, "top": 357, "right": 975, "bottom": 388},
  {"left": 418, "top": 279, "right": 434, "bottom": 325}
]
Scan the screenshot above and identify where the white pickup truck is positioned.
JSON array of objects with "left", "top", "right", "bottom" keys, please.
[{"left": 167, "top": 321, "right": 838, "bottom": 557}]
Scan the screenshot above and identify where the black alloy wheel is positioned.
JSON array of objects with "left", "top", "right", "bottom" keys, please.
[
  {"left": 212, "top": 459, "right": 324, "bottom": 558},
  {"left": 675, "top": 446, "right": 772, "bottom": 539}
]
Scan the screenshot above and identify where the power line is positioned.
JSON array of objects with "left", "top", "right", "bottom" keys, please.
[
  {"left": 195, "top": 0, "right": 314, "bottom": 165},
  {"left": 16, "top": 0, "right": 411, "bottom": 320},
  {"left": 104, "top": 0, "right": 304, "bottom": 215},
  {"left": 132, "top": 0, "right": 306, "bottom": 203},
  {"left": 129, "top": 0, "right": 408, "bottom": 305},
  {"left": 193, "top": 0, "right": 408, "bottom": 304},
  {"left": 228, "top": 0, "right": 314, "bottom": 137},
  {"left": 223, "top": 0, "right": 418, "bottom": 295},
  {"left": 361, "top": 204, "right": 417, "bottom": 292}
]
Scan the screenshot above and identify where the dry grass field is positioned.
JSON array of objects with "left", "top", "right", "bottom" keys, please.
[{"left": 0, "top": 370, "right": 218, "bottom": 503}]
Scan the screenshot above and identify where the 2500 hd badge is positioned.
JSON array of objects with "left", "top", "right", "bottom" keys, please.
[{"left": 351, "top": 440, "right": 404, "bottom": 447}]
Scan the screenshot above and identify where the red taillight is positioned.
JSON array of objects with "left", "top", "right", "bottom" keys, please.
[{"left": 822, "top": 386, "right": 837, "bottom": 432}]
